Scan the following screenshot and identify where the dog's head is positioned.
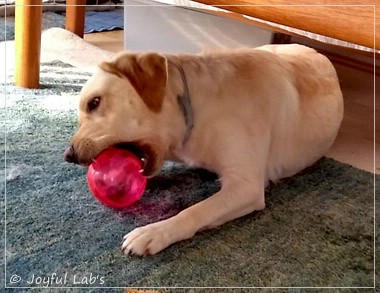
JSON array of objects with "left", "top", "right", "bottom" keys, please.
[{"left": 64, "top": 52, "right": 169, "bottom": 177}]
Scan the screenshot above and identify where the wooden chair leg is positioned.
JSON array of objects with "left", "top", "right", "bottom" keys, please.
[
  {"left": 66, "top": 0, "right": 86, "bottom": 38},
  {"left": 14, "top": 0, "right": 42, "bottom": 88}
]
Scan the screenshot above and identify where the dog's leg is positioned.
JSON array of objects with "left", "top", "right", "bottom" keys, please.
[{"left": 121, "top": 174, "right": 265, "bottom": 256}]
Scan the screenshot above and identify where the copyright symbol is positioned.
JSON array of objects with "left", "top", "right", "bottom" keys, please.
[{"left": 10, "top": 274, "right": 21, "bottom": 284}]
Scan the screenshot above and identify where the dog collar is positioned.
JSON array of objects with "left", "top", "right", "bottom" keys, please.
[{"left": 177, "top": 65, "right": 194, "bottom": 145}]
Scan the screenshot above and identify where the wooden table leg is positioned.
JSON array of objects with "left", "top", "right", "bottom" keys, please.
[
  {"left": 14, "top": 0, "right": 42, "bottom": 88},
  {"left": 66, "top": 0, "right": 86, "bottom": 38}
]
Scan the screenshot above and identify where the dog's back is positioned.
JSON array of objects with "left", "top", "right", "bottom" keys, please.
[
  {"left": 173, "top": 44, "right": 343, "bottom": 182},
  {"left": 257, "top": 44, "right": 343, "bottom": 181}
]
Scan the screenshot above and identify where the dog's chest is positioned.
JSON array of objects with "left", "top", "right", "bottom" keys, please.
[
  {"left": 169, "top": 144, "right": 214, "bottom": 172},
  {"left": 170, "top": 149, "right": 200, "bottom": 167}
]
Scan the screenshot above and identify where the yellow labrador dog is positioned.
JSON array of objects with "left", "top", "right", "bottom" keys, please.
[{"left": 64, "top": 44, "right": 343, "bottom": 256}]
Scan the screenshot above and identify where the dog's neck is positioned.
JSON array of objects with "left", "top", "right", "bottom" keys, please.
[{"left": 177, "top": 65, "right": 194, "bottom": 145}]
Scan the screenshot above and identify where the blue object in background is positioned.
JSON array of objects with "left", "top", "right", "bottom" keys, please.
[{"left": 84, "top": 9, "right": 124, "bottom": 33}]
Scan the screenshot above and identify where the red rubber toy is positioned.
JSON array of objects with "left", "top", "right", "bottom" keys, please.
[{"left": 87, "top": 147, "right": 146, "bottom": 209}]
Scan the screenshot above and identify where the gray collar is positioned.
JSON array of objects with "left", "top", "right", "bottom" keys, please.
[{"left": 177, "top": 65, "right": 194, "bottom": 145}]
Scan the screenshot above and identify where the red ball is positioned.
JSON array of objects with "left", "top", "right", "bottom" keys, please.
[{"left": 87, "top": 147, "right": 146, "bottom": 209}]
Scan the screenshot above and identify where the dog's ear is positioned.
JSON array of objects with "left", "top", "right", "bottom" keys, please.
[{"left": 100, "top": 53, "right": 167, "bottom": 113}]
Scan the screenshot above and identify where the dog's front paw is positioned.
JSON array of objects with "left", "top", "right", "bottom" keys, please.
[{"left": 121, "top": 222, "right": 172, "bottom": 256}]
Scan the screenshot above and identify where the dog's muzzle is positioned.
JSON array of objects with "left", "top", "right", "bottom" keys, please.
[{"left": 64, "top": 145, "right": 78, "bottom": 164}]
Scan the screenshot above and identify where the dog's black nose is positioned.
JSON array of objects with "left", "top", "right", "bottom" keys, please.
[{"left": 64, "top": 145, "right": 78, "bottom": 164}]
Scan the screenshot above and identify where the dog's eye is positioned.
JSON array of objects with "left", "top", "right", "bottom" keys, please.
[{"left": 87, "top": 96, "right": 101, "bottom": 112}]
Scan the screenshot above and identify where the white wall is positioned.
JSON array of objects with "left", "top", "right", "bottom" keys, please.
[{"left": 124, "top": 0, "right": 272, "bottom": 54}]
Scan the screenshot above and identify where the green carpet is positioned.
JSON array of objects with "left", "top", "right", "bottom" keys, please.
[{"left": 1, "top": 61, "right": 378, "bottom": 291}]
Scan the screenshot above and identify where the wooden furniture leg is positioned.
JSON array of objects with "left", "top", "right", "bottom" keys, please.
[
  {"left": 14, "top": 0, "right": 86, "bottom": 88},
  {"left": 14, "top": 0, "right": 42, "bottom": 88},
  {"left": 66, "top": 0, "right": 86, "bottom": 38}
]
